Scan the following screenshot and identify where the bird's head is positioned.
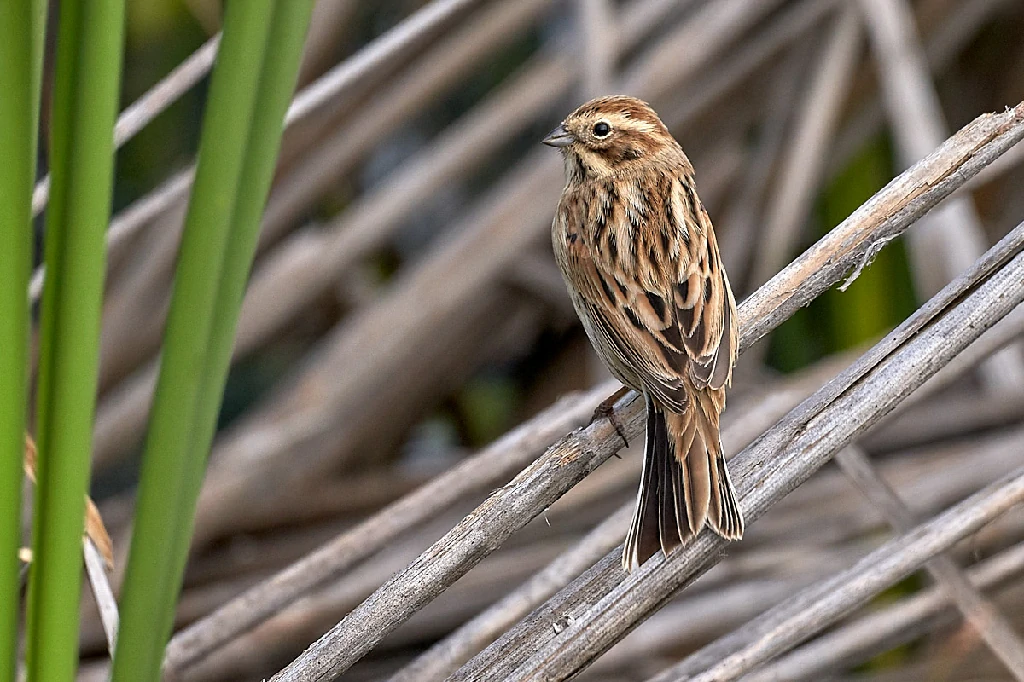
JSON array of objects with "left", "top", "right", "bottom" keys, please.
[{"left": 543, "top": 95, "right": 679, "bottom": 179}]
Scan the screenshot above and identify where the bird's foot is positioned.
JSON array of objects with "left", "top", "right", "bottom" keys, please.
[{"left": 592, "top": 385, "right": 631, "bottom": 448}]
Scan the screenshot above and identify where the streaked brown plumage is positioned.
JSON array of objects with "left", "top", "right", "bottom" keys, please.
[{"left": 544, "top": 95, "right": 742, "bottom": 572}]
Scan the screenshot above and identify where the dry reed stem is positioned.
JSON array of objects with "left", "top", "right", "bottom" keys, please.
[
  {"left": 652, "top": 469, "right": 1024, "bottom": 682},
  {"left": 745, "top": 541, "right": 1024, "bottom": 682},
  {"left": 834, "top": 445, "right": 1024, "bottom": 679}
]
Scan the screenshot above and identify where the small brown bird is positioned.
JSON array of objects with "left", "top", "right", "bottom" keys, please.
[{"left": 544, "top": 95, "right": 742, "bottom": 571}]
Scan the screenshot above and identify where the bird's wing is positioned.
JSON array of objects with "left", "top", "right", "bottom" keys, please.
[{"left": 560, "top": 173, "right": 736, "bottom": 411}]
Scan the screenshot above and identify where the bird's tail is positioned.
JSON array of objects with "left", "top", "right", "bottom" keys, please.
[{"left": 623, "top": 393, "right": 743, "bottom": 572}]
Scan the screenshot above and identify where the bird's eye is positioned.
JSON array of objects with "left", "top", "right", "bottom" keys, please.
[{"left": 593, "top": 121, "right": 611, "bottom": 137}]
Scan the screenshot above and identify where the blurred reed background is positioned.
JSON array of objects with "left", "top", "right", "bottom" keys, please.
[{"left": 44, "top": 0, "right": 1024, "bottom": 679}]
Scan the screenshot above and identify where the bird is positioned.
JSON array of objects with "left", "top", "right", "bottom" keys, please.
[{"left": 543, "top": 95, "right": 742, "bottom": 572}]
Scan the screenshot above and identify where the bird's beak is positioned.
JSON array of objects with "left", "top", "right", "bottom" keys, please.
[{"left": 542, "top": 124, "right": 574, "bottom": 148}]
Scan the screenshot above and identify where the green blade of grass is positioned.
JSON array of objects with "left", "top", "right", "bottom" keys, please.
[
  {"left": 26, "top": 1, "right": 124, "bottom": 680},
  {"left": 112, "top": 1, "right": 313, "bottom": 677},
  {"left": 0, "top": 2, "right": 46, "bottom": 679},
  {"left": 172, "top": 0, "right": 316, "bottom": 575}
]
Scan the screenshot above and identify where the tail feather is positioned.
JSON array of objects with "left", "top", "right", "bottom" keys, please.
[
  {"left": 656, "top": 436, "right": 678, "bottom": 556},
  {"left": 681, "top": 415, "right": 710, "bottom": 535},
  {"left": 713, "top": 452, "right": 744, "bottom": 539},
  {"left": 624, "top": 399, "right": 664, "bottom": 571},
  {"left": 622, "top": 393, "right": 743, "bottom": 572}
]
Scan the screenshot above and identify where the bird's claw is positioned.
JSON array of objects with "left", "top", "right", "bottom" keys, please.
[{"left": 592, "top": 386, "right": 630, "bottom": 448}]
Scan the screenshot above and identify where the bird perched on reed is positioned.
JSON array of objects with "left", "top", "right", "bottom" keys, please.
[{"left": 543, "top": 95, "right": 742, "bottom": 571}]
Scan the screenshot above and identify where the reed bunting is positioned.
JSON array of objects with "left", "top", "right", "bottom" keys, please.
[{"left": 544, "top": 95, "right": 742, "bottom": 571}]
